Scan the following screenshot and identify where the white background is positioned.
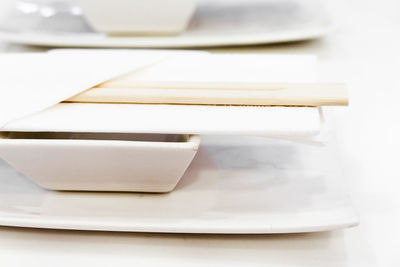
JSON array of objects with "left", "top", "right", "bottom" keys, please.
[{"left": 0, "top": 0, "right": 399, "bottom": 266}]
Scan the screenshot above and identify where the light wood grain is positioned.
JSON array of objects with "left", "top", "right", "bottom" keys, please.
[{"left": 65, "top": 82, "right": 348, "bottom": 106}]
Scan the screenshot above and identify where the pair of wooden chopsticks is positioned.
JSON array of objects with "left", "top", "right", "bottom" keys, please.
[{"left": 65, "top": 78, "right": 348, "bottom": 106}]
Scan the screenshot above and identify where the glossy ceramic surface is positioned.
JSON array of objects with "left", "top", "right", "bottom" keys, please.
[
  {"left": 0, "top": 135, "right": 358, "bottom": 233},
  {"left": 0, "top": 133, "right": 200, "bottom": 192}
]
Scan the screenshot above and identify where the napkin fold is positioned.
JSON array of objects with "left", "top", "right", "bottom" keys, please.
[{"left": 0, "top": 50, "right": 198, "bottom": 127}]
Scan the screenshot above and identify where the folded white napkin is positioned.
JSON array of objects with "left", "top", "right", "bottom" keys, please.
[
  {"left": 0, "top": 49, "right": 320, "bottom": 139},
  {"left": 0, "top": 50, "right": 195, "bottom": 127},
  {"left": 2, "top": 103, "right": 321, "bottom": 139}
]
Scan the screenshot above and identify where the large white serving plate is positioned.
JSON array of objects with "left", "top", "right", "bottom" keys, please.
[
  {"left": 0, "top": 134, "right": 358, "bottom": 234},
  {"left": 0, "top": 0, "right": 333, "bottom": 48}
]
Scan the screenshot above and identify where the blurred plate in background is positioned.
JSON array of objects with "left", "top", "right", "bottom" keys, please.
[{"left": 0, "top": 0, "right": 334, "bottom": 48}]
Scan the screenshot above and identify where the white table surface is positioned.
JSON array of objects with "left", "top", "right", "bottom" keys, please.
[{"left": 1, "top": 0, "right": 399, "bottom": 266}]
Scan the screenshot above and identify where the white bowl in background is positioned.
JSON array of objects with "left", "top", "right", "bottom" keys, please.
[
  {"left": 0, "top": 131, "right": 200, "bottom": 192},
  {"left": 72, "top": 0, "right": 197, "bottom": 35}
]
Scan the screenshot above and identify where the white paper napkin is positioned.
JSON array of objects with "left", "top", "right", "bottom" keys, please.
[
  {"left": 0, "top": 50, "right": 320, "bottom": 139},
  {"left": 115, "top": 53, "right": 317, "bottom": 83},
  {"left": 0, "top": 50, "right": 201, "bottom": 127},
  {"left": 2, "top": 103, "right": 321, "bottom": 139}
]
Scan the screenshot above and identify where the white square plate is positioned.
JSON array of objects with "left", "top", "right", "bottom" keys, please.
[{"left": 0, "top": 134, "right": 358, "bottom": 234}]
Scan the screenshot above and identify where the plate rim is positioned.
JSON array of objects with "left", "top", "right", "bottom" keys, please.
[{"left": 0, "top": 24, "right": 334, "bottom": 48}]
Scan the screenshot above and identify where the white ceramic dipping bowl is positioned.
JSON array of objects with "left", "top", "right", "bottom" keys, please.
[
  {"left": 73, "top": 0, "right": 197, "bottom": 35},
  {"left": 0, "top": 132, "right": 200, "bottom": 193}
]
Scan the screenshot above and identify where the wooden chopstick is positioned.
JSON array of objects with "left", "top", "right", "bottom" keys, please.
[{"left": 65, "top": 82, "right": 348, "bottom": 106}]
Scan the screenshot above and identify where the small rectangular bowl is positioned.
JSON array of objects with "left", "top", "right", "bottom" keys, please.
[
  {"left": 0, "top": 131, "right": 200, "bottom": 193},
  {"left": 74, "top": 0, "right": 197, "bottom": 35}
]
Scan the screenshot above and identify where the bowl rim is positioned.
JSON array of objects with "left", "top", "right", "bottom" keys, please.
[{"left": 0, "top": 132, "right": 201, "bottom": 150}]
